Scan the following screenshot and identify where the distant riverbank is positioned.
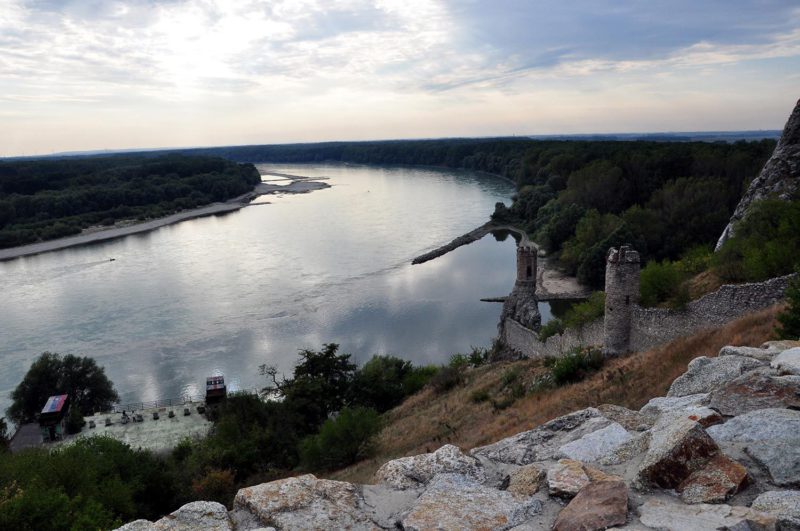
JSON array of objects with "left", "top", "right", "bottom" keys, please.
[{"left": 0, "top": 175, "right": 330, "bottom": 262}]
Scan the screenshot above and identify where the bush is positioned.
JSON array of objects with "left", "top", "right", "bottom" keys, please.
[
  {"left": 66, "top": 406, "right": 85, "bottom": 434},
  {"left": 776, "top": 272, "right": 800, "bottom": 340},
  {"left": 402, "top": 366, "right": 438, "bottom": 395},
  {"left": 299, "top": 407, "right": 382, "bottom": 471},
  {"left": 470, "top": 389, "right": 491, "bottom": 403},
  {"left": 448, "top": 353, "right": 470, "bottom": 370},
  {"left": 640, "top": 260, "right": 683, "bottom": 307},
  {"left": 562, "top": 292, "right": 605, "bottom": 329},
  {"left": 429, "top": 366, "right": 462, "bottom": 394},
  {"left": 538, "top": 319, "right": 565, "bottom": 341},
  {"left": 191, "top": 469, "right": 236, "bottom": 507},
  {"left": 550, "top": 347, "right": 604, "bottom": 386}
]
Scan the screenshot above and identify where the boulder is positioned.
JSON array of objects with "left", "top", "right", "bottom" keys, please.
[
  {"left": 552, "top": 480, "right": 628, "bottom": 531},
  {"left": 640, "top": 393, "right": 710, "bottom": 418},
  {"left": 400, "top": 473, "right": 542, "bottom": 531},
  {"left": 637, "top": 417, "right": 719, "bottom": 488},
  {"left": 558, "top": 422, "right": 633, "bottom": 463},
  {"left": 547, "top": 459, "right": 590, "bottom": 498},
  {"left": 115, "top": 502, "right": 233, "bottom": 531},
  {"left": 471, "top": 407, "right": 611, "bottom": 465},
  {"left": 708, "top": 408, "right": 800, "bottom": 488},
  {"left": 231, "top": 474, "right": 376, "bottom": 530},
  {"left": 667, "top": 356, "right": 765, "bottom": 397},
  {"left": 708, "top": 369, "right": 800, "bottom": 416},
  {"left": 676, "top": 454, "right": 749, "bottom": 504},
  {"left": 638, "top": 498, "right": 776, "bottom": 531},
  {"left": 599, "top": 431, "right": 651, "bottom": 466},
  {"left": 506, "top": 464, "right": 545, "bottom": 497},
  {"left": 771, "top": 347, "right": 800, "bottom": 375},
  {"left": 751, "top": 490, "right": 800, "bottom": 530},
  {"left": 596, "top": 403, "right": 653, "bottom": 431},
  {"left": 719, "top": 345, "right": 781, "bottom": 362},
  {"left": 761, "top": 340, "right": 800, "bottom": 351},
  {"left": 373, "top": 444, "right": 484, "bottom": 490},
  {"left": 546, "top": 459, "right": 620, "bottom": 499},
  {"left": 116, "top": 521, "right": 157, "bottom": 531}
]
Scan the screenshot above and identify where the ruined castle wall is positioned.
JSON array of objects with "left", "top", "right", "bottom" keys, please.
[{"left": 503, "top": 274, "right": 793, "bottom": 359}]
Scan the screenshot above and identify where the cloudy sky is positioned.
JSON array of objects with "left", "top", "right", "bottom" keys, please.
[{"left": 2, "top": 0, "right": 799, "bottom": 156}]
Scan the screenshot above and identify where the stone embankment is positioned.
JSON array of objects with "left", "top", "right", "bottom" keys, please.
[
  {"left": 118, "top": 340, "right": 800, "bottom": 530},
  {"left": 412, "top": 223, "right": 530, "bottom": 265}
]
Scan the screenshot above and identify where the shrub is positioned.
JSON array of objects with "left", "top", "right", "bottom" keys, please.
[
  {"left": 191, "top": 469, "right": 236, "bottom": 507},
  {"left": 538, "top": 319, "right": 565, "bottom": 341},
  {"left": 640, "top": 260, "right": 683, "bottom": 307},
  {"left": 776, "top": 272, "right": 800, "bottom": 340},
  {"left": 550, "top": 347, "right": 604, "bottom": 386},
  {"left": 468, "top": 346, "right": 489, "bottom": 366},
  {"left": 299, "top": 407, "right": 382, "bottom": 471},
  {"left": 562, "top": 292, "right": 605, "bottom": 329},
  {"left": 429, "top": 366, "right": 462, "bottom": 394},
  {"left": 402, "top": 366, "right": 438, "bottom": 395},
  {"left": 470, "top": 389, "right": 490, "bottom": 403},
  {"left": 448, "top": 353, "right": 469, "bottom": 370}
]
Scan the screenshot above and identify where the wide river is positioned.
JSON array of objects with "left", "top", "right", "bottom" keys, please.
[{"left": 0, "top": 163, "right": 553, "bottom": 414}]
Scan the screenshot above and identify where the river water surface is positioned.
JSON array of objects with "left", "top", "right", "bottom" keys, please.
[{"left": 1, "top": 164, "right": 536, "bottom": 413}]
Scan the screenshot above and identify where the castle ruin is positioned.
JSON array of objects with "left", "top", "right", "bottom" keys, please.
[
  {"left": 602, "top": 245, "right": 640, "bottom": 357},
  {"left": 499, "top": 243, "right": 541, "bottom": 334}
]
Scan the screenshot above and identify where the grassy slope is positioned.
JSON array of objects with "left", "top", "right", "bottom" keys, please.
[{"left": 328, "top": 304, "right": 785, "bottom": 484}]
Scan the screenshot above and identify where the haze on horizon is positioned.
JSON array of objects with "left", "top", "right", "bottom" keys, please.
[{"left": 2, "top": 0, "right": 799, "bottom": 157}]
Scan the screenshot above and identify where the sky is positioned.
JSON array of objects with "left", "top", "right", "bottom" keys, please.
[{"left": 1, "top": 0, "right": 799, "bottom": 156}]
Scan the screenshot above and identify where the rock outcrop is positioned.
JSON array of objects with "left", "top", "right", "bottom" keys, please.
[
  {"left": 716, "top": 98, "right": 800, "bottom": 249},
  {"left": 117, "top": 340, "right": 800, "bottom": 530}
]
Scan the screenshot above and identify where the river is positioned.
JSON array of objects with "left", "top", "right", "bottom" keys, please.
[{"left": 0, "top": 163, "right": 555, "bottom": 414}]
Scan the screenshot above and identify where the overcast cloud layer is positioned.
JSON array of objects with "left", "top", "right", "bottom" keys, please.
[{"left": 2, "top": 0, "right": 799, "bottom": 155}]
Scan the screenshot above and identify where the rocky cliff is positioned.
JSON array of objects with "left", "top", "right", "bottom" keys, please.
[
  {"left": 118, "top": 340, "right": 800, "bottom": 531},
  {"left": 716, "top": 98, "right": 800, "bottom": 250}
]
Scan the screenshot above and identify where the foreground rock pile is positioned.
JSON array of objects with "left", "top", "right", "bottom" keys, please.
[{"left": 119, "top": 341, "right": 800, "bottom": 530}]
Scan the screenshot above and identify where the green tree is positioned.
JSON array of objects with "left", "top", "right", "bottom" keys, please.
[
  {"left": 7, "top": 352, "right": 119, "bottom": 424},
  {"left": 299, "top": 407, "right": 382, "bottom": 471},
  {"left": 776, "top": 273, "right": 800, "bottom": 340}
]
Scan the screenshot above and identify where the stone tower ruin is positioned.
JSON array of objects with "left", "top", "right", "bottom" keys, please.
[
  {"left": 603, "top": 245, "right": 640, "bottom": 357},
  {"left": 515, "top": 243, "right": 537, "bottom": 288}
]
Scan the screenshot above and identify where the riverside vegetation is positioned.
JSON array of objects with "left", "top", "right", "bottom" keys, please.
[{"left": 0, "top": 154, "right": 261, "bottom": 249}]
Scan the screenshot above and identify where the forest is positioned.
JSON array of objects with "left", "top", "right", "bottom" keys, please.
[{"left": 0, "top": 154, "right": 261, "bottom": 249}]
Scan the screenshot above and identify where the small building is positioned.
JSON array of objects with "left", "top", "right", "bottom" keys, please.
[
  {"left": 205, "top": 376, "right": 226, "bottom": 405},
  {"left": 39, "top": 394, "right": 70, "bottom": 442}
]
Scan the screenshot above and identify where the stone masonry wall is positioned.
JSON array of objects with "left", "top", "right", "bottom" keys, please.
[{"left": 503, "top": 274, "right": 793, "bottom": 359}]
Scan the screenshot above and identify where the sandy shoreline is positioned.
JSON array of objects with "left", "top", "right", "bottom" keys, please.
[{"left": 0, "top": 176, "right": 331, "bottom": 262}]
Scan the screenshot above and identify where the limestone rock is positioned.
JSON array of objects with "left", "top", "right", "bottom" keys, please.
[
  {"left": 558, "top": 422, "right": 633, "bottom": 463},
  {"left": 231, "top": 474, "right": 376, "bottom": 530},
  {"left": 708, "top": 408, "right": 800, "bottom": 488},
  {"left": 552, "top": 480, "right": 628, "bottom": 531},
  {"left": 506, "top": 464, "right": 545, "bottom": 497},
  {"left": 116, "top": 521, "right": 157, "bottom": 531},
  {"left": 638, "top": 498, "right": 776, "bottom": 531},
  {"left": 719, "top": 345, "right": 782, "bottom": 362},
  {"left": 637, "top": 417, "right": 719, "bottom": 488},
  {"left": 716, "top": 98, "right": 800, "bottom": 249},
  {"left": 751, "top": 490, "right": 800, "bottom": 530},
  {"left": 547, "top": 459, "right": 590, "bottom": 498},
  {"left": 639, "top": 393, "right": 710, "bottom": 418},
  {"left": 667, "top": 356, "right": 765, "bottom": 397},
  {"left": 400, "top": 473, "right": 542, "bottom": 531},
  {"left": 677, "top": 454, "right": 749, "bottom": 504},
  {"left": 771, "top": 347, "right": 800, "bottom": 375},
  {"left": 597, "top": 403, "right": 653, "bottom": 431},
  {"left": 708, "top": 369, "right": 800, "bottom": 416},
  {"left": 373, "top": 444, "right": 484, "bottom": 490},
  {"left": 599, "top": 431, "right": 651, "bottom": 466},
  {"left": 471, "top": 407, "right": 610, "bottom": 465},
  {"left": 761, "top": 340, "right": 800, "bottom": 351},
  {"left": 500, "top": 284, "right": 541, "bottom": 332},
  {"left": 153, "top": 502, "right": 232, "bottom": 531}
]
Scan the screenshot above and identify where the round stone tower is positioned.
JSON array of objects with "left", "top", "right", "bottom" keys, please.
[
  {"left": 603, "top": 245, "right": 640, "bottom": 357},
  {"left": 515, "top": 244, "right": 537, "bottom": 288}
]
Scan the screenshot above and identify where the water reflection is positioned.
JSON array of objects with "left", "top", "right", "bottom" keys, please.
[{"left": 0, "top": 164, "right": 517, "bottom": 413}]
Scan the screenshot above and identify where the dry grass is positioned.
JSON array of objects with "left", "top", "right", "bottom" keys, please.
[
  {"left": 687, "top": 269, "right": 726, "bottom": 300},
  {"left": 327, "top": 304, "right": 784, "bottom": 484}
]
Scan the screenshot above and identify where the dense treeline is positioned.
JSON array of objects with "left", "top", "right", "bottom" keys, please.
[{"left": 0, "top": 154, "right": 261, "bottom": 249}]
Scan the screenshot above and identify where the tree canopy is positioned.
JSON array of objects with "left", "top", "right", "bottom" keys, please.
[{"left": 7, "top": 352, "right": 119, "bottom": 424}]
